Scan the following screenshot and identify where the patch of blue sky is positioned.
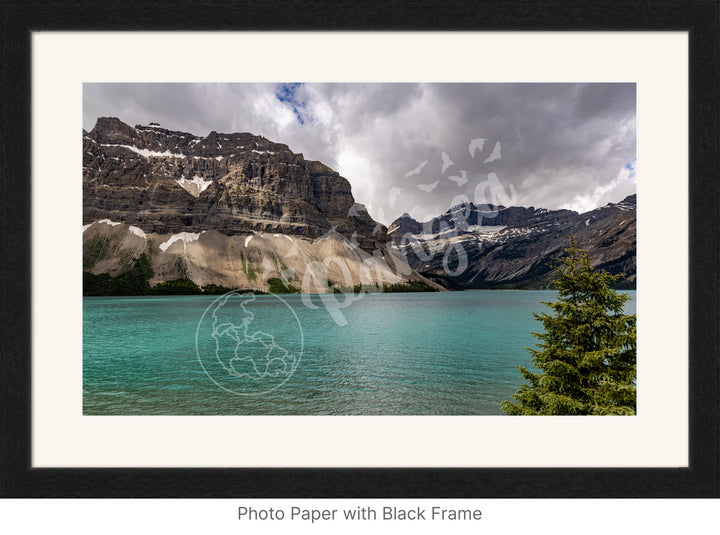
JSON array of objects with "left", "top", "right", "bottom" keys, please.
[
  {"left": 624, "top": 158, "right": 637, "bottom": 179},
  {"left": 275, "top": 83, "right": 313, "bottom": 125}
]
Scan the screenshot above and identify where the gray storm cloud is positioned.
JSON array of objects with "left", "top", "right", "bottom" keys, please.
[{"left": 84, "top": 82, "right": 636, "bottom": 225}]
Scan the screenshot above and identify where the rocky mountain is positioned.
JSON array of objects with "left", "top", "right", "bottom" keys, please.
[
  {"left": 83, "top": 117, "right": 635, "bottom": 293},
  {"left": 388, "top": 195, "right": 636, "bottom": 289},
  {"left": 84, "top": 117, "right": 383, "bottom": 250},
  {"left": 83, "top": 117, "right": 439, "bottom": 293}
]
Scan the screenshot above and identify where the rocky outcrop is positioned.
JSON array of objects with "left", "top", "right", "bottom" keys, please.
[
  {"left": 83, "top": 118, "right": 445, "bottom": 292},
  {"left": 388, "top": 195, "right": 637, "bottom": 289},
  {"left": 391, "top": 202, "right": 579, "bottom": 236},
  {"left": 83, "top": 117, "right": 384, "bottom": 252},
  {"left": 82, "top": 221, "right": 439, "bottom": 293},
  {"left": 386, "top": 213, "right": 423, "bottom": 236}
]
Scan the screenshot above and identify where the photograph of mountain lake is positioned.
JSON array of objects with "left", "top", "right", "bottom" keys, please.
[{"left": 83, "top": 83, "right": 637, "bottom": 415}]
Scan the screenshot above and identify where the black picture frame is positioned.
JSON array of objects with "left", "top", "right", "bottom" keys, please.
[{"left": 1, "top": 0, "right": 718, "bottom": 498}]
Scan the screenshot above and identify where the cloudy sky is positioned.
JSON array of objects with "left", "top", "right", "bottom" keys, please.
[{"left": 84, "top": 83, "right": 636, "bottom": 225}]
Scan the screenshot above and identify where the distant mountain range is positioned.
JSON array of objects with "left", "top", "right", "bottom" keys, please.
[
  {"left": 387, "top": 195, "right": 636, "bottom": 289},
  {"left": 83, "top": 117, "right": 636, "bottom": 292}
]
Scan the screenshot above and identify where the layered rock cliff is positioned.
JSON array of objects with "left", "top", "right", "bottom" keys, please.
[
  {"left": 83, "top": 117, "right": 383, "bottom": 251},
  {"left": 83, "top": 118, "right": 438, "bottom": 293}
]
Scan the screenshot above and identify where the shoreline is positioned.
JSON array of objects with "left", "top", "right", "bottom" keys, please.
[{"left": 82, "top": 287, "right": 637, "bottom": 298}]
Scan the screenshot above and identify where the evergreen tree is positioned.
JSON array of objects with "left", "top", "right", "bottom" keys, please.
[
  {"left": 82, "top": 253, "right": 154, "bottom": 296},
  {"left": 502, "top": 238, "right": 636, "bottom": 415}
]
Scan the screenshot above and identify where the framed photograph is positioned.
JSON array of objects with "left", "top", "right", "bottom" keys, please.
[{"left": 1, "top": 1, "right": 718, "bottom": 497}]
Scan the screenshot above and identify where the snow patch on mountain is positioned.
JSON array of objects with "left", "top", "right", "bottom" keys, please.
[
  {"left": 129, "top": 226, "right": 147, "bottom": 239},
  {"left": 176, "top": 174, "right": 213, "bottom": 197},
  {"left": 101, "top": 143, "right": 187, "bottom": 159},
  {"left": 159, "top": 232, "right": 201, "bottom": 252}
]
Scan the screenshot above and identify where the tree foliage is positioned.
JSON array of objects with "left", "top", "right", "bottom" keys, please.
[
  {"left": 151, "top": 278, "right": 202, "bottom": 295},
  {"left": 266, "top": 277, "right": 300, "bottom": 294},
  {"left": 502, "top": 238, "right": 636, "bottom": 415},
  {"left": 83, "top": 253, "right": 153, "bottom": 296},
  {"left": 331, "top": 280, "right": 439, "bottom": 294},
  {"left": 83, "top": 257, "right": 252, "bottom": 296}
]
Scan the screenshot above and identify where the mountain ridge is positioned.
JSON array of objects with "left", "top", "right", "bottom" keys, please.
[
  {"left": 84, "top": 117, "right": 384, "bottom": 251},
  {"left": 83, "top": 117, "right": 636, "bottom": 292},
  {"left": 82, "top": 117, "right": 439, "bottom": 294},
  {"left": 388, "top": 195, "right": 636, "bottom": 289}
]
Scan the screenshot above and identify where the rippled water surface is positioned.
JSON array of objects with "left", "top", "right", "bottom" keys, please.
[{"left": 83, "top": 290, "right": 636, "bottom": 415}]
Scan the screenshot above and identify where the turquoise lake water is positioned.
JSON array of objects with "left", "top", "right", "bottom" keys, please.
[{"left": 83, "top": 290, "right": 636, "bottom": 415}]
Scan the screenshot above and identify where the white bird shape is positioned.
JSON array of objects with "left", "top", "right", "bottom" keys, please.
[
  {"left": 469, "top": 137, "right": 486, "bottom": 158},
  {"left": 447, "top": 170, "right": 468, "bottom": 186},
  {"left": 483, "top": 141, "right": 502, "bottom": 163},
  {"left": 441, "top": 151, "right": 454, "bottom": 174},
  {"left": 417, "top": 181, "right": 439, "bottom": 193},
  {"left": 404, "top": 160, "right": 428, "bottom": 177}
]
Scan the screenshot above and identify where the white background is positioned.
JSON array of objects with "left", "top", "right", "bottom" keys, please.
[
  {"left": 31, "top": 32, "right": 688, "bottom": 469},
  {"left": 0, "top": 499, "right": 716, "bottom": 534}
]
